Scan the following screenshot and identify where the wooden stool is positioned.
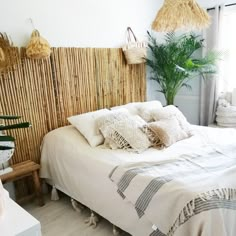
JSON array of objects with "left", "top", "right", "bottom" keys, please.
[{"left": 0, "top": 160, "right": 44, "bottom": 206}]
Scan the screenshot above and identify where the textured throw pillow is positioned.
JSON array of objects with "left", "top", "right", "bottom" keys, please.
[
  {"left": 111, "top": 100, "right": 163, "bottom": 121},
  {"left": 110, "top": 102, "right": 141, "bottom": 115},
  {"left": 97, "top": 109, "right": 131, "bottom": 149},
  {"left": 98, "top": 111, "right": 150, "bottom": 153},
  {"left": 67, "top": 109, "right": 110, "bottom": 147},
  {"left": 142, "top": 125, "right": 162, "bottom": 148},
  {"left": 143, "top": 118, "right": 189, "bottom": 148},
  {"left": 138, "top": 100, "right": 163, "bottom": 122},
  {"left": 152, "top": 105, "right": 191, "bottom": 135}
]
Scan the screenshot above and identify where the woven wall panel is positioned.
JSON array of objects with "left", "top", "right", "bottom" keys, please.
[{"left": 0, "top": 47, "right": 146, "bottom": 167}]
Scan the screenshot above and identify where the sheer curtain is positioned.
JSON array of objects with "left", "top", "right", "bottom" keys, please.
[
  {"left": 218, "top": 6, "right": 236, "bottom": 92},
  {"left": 200, "top": 5, "right": 224, "bottom": 126}
]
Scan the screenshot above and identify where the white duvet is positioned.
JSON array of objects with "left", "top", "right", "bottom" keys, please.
[{"left": 40, "top": 125, "right": 236, "bottom": 236}]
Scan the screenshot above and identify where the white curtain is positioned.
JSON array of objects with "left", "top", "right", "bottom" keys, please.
[
  {"left": 217, "top": 6, "right": 236, "bottom": 92},
  {"left": 200, "top": 5, "right": 224, "bottom": 126}
]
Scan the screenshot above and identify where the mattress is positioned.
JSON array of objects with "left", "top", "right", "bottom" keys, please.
[{"left": 40, "top": 125, "right": 236, "bottom": 236}]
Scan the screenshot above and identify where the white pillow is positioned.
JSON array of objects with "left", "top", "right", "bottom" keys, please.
[
  {"left": 97, "top": 109, "right": 132, "bottom": 150},
  {"left": 152, "top": 105, "right": 192, "bottom": 135},
  {"left": 67, "top": 109, "right": 110, "bottom": 147},
  {"left": 111, "top": 100, "right": 162, "bottom": 120},
  {"left": 138, "top": 100, "right": 163, "bottom": 122},
  {"left": 98, "top": 111, "right": 150, "bottom": 153},
  {"left": 143, "top": 118, "right": 189, "bottom": 148},
  {"left": 111, "top": 102, "right": 141, "bottom": 115}
]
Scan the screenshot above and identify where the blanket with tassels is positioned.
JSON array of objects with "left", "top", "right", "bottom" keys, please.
[{"left": 109, "top": 145, "right": 236, "bottom": 236}]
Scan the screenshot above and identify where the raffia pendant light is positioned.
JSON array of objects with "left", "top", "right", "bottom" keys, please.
[
  {"left": 26, "top": 30, "right": 51, "bottom": 59},
  {"left": 152, "top": 0, "right": 210, "bottom": 32}
]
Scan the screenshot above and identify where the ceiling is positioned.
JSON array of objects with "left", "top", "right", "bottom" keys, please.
[{"left": 198, "top": 0, "right": 236, "bottom": 8}]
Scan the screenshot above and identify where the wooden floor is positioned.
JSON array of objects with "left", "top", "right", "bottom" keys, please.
[{"left": 23, "top": 194, "right": 130, "bottom": 236}]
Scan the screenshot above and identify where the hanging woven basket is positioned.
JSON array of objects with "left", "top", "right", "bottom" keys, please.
[
  {"left": 0, "top": 47, "right": 5, "bottom": 62},
  {"left": 152, "top": 0, "right": 210, "bottom": 32},
  {"left": 26, "top": 30, "right": 51, "bottom": 59},
  {"left": 122, "top": 27, "right": 147, "bottom": 65},
  {"left": 0, "top": 33, "right": 20, "bottom": 75}
]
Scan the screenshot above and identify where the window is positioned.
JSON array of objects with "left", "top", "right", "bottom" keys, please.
[{"left": 219, "top": 6, "right": 236, "bottom": 92}]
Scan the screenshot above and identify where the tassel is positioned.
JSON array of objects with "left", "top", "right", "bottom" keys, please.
[
  {"left": 84, "top": 210, "right": 100, "bottom": 228},
  {"left": 71, "top": 198, "right": 84, "bottom": 213},
  {"left": 113, "top": 225, "right": 121, "bottom": 235},
  {"left": 51, "top": 185, "right": 59, "bottom": 201}
]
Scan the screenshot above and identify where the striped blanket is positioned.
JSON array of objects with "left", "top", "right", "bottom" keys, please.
[{"left": 109, "top": 145, "right": 236, "bottom": 236}]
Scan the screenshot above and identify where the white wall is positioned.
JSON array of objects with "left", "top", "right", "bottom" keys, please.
[
  {"left": 1, "top": 0, "right": 200, "bottom": 126},
  {"left": 0, "top": 0, "right": 162, "bottom": 47}
]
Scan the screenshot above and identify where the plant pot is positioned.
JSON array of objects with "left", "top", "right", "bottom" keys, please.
[
  {"left": 0, "top": 139, "right": 14, "bottom": 175},
  {"left": 0, "top": 180, "right": 6, "bottom": 220}
]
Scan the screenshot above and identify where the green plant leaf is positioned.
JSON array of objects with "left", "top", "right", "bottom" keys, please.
[
  {"left": 0, "top": 146, "right": 13, "bottom": 150},
  {"left": 145, "top": 31, "right": 220, "bottom": 104},
  {"left": 0, "top": 136, "right": 15, "bottom": 142},
  {"left": 0, "top": 115, "right": 21, "bottom": 120},
  {"left": 0, "top": 122, "right": 31, "bottom": 131}
]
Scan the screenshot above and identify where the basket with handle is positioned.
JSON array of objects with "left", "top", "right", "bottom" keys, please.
[
  {"left": 122, "top": 27, "right": 147, "bottom": 65},
  {"left": 26, "top": 30, "right": 51, "bottom": 59}
]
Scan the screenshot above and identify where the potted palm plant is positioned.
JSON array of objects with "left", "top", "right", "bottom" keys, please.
[
  {"left": 0, "top": 115, "right": 31, "bottom": 174},
  {"left": 146, "top": 32, "right": 219, "bottom": 105}
]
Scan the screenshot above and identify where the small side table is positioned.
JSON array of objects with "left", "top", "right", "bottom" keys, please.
[{"left": 0, "top": 160, "right": 44, "bottom": 206}]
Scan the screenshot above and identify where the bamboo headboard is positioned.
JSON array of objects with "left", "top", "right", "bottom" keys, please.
[{"left": 0, "top": 48, "right": 146, "bottom": 165}]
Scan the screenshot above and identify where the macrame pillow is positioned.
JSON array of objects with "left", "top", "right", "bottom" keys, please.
[
  {"left": 143, "top": 118, "right": 189, "bottom": 148},
  {"left": 98, "top": 111, "right": 151, "bottom": 153},
  {"left": 152, "top": 105, "right": 192, "bottom": 135}
]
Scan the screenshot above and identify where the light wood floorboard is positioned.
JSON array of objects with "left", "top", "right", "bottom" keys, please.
[{"left": 23, "top": 194, "right": 130, "bottom": 236}]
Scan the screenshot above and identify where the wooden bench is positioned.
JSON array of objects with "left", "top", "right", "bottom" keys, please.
[{"left": 0, "top": 160, "right": 44, "bottom": 206}]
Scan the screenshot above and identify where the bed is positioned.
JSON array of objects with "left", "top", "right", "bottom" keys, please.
[{"left": 40, "top": 122, "right": 236, "bottom": 236}]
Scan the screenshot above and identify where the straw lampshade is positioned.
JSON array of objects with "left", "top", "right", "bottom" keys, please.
[
  {"left": 26, "top": 30, "right": 51, "bottom": 59},
  {"left": 152, "top": 0, "right": 210, "bottom": 32}
]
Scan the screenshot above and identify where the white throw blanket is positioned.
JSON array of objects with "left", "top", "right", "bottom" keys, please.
[{"left": 110, "top": 144, "right": 236, "bottom": 236}]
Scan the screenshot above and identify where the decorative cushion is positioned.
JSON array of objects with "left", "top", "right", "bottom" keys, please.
[
  {"left": 138, "top": 100, "right": 163, "bottom": 122},
  {"left": 152, "top": 105, "right": 191, "bottom": 135},
  {"left": 98, "top": 111, "right": 151, "bottom": 153},
  {"left": 110, "top": 102, "right": 141, "bottom": 115},
  {"left": 67, "top": 109, "right": 110, "bottom": 147},
  {"left": 111, "top": 100, "right": 163, "bottom": 121},
  {"left": 143, "top": 118, "right": 189, "bottom": 148}
]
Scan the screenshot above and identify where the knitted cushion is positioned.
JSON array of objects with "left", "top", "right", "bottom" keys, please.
[
  {"left": 98, "top": 111, "right": 150, "bottom": 153},
  {"left": 143, "top": 118, "right": 189, "bottom": 148},
  {"left": 152, "top": 105, "right": 192, "bottom": 135}
]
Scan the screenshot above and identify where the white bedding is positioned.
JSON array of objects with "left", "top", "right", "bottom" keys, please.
[{"left": 40, "top": 125, "right": 236, "bottom": 236}]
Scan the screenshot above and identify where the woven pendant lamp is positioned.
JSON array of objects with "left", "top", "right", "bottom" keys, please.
[
  {"left": 26, "top": 30, "right": 51, "bottom": 59},
  {"left": 152, "top": 0, "right": 210, "bottom": 32}
]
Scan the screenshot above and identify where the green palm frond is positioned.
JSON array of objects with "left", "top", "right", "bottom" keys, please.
[
  {"left": 0, "top": 122, "right": 31, "bottom": 131},
  {"left": 146, "top": 31, "right": 220, "bottom": 105},
  {"left": 0, "top": 115, "right": 21, "bottom": 120},
  {"left": 0, "top": 146, "right": 13, "bottom": 150},
  {"left": 0, "top": 117, "right": 31, "bottom": 151},
  {"left": 0, "top": 136, "right": 15, "bottom": 142}
]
